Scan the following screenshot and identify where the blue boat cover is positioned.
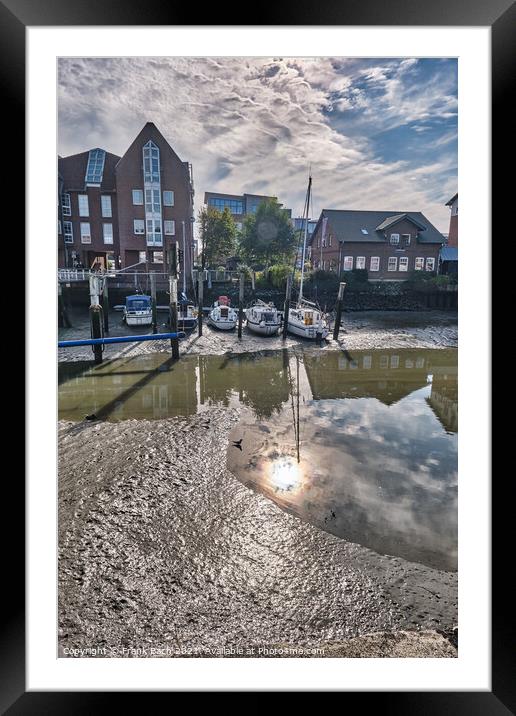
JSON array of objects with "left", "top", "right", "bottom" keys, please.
[{"left": 126, "top": 295, "right": 152, "bottom": 309}]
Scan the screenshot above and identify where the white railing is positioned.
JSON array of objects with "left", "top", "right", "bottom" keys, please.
[{"left": 58, "top": 268, "right": 91, "bottom": 281}]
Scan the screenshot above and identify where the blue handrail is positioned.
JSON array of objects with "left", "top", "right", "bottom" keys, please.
[{"left": 58, "top": 332, "right": 185, "bottom": 348}]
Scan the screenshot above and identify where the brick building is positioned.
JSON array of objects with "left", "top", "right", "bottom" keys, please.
[
  {"left": 58, "top": 122, "right": 195, "bottom": 285},
  {"left": 309, "top": 209, "right": 444, "bottom": 280},
  {"left": 445, "top": 193, "right": 458, "bottom": 247},
  {"left": 203, "top": 191, "right": 291, "bottom": 232}
]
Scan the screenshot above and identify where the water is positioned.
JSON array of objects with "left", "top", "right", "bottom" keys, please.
[{"left": 59, "top": 348, "right": 457, "bottom": 570}]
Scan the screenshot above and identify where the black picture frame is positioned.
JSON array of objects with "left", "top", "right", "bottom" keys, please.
[{"left": 7, "top": 0, "right": 507, "bottom": 707}]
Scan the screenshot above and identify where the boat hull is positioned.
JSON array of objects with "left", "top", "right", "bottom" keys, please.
[
  {"left": 287, "top": 322, "right": 329, "bottom": 340},
  {"left": 125, "top": 312, "right": 153, "bottom": 327},
  {"left": 208, "top": 317, "right": 237, "bottom": 331},
  {"left": 246, "top": 319, "right": 281, "bottom": 336}
]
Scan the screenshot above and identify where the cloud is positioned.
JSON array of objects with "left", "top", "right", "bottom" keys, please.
[{"left": 58, "top": 57, "right": 457, "bottom": 231}]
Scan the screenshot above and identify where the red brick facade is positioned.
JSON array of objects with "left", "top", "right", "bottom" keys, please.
[
  {"left": 58, "top": 122, "right": 195, "bottom": 286},
  {"left": 309, "top": 211, "right": 443, "bottom": 280}
]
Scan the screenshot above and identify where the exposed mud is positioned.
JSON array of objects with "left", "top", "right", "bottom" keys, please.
[
  {"left": 58, "top": 309, "right": 457, "bottom": 362},
  {"left": 58, "top": 409, "right": 457, "bottom": 658}
]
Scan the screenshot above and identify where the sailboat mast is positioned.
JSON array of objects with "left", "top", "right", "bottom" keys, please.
[{"left": 298, "top": 174, "right": 312, "bottom": 303}]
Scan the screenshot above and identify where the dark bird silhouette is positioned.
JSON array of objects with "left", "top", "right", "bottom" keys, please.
[
  {"left": 85, "top": 414, "right": 97, "bottom": 421},
  {"left": 232, "top": 438, "right": 243, "bottom": 451}
]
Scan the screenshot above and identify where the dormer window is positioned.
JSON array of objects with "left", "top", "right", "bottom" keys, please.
[
  {"left": 402, "top": 233, "right": 411, "bottom": 246},
  {"left": 361, "top": 228, "right": 368, "bottom": 235},
  {"left": 85, "top": 148, "right": 106, "bottom": 185},
  {"left": 390, "top": 233, "right": 400, "bottom": 244}
]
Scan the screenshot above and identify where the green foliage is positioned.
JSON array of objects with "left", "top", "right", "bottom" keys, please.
[
  {"left": 198, "top": 206, "right": 237, "bottom": 269},
  {"left": 238, "top": 199, "right": 296, "bottom": 267},
  {"left": 268, "top": 264, "right": 292, "bottom": 290}
]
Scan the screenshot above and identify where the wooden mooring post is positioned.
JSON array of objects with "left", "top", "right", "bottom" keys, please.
[
  {"left": 333, "top": 282, "right": 346, "bottom": 341},
  {"left": 169, "top": 244, "right": 179, "bottom": 359},
  {"left": 89, "top": 275, "right": 103, "bottom": 364},
  {"left": 58, "top": 283, "right": 71, "bottom": 328},
  {"left": 282, "top": 273, "right": 292, "bottom": 341},
  {"left": 238, "top": 271, "right": 245, "bottom": 339},
  {"left": 198, "top": 270, "right": 204, "bottom": 337},
  {"left": 150, "top": 272, "right": 157, "bottom": 334},
  {"left": 102, "top": 277, "right": 109, "bottom": 333}
]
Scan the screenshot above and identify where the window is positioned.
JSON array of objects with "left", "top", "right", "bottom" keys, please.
[
  {"left": 322, "top": 236, "right": 327, "bottom": 248},
  {"left": 85, "top": 148, "right": 106, "bottom": 184},
  {"left": 146, "top": 219, "right": 162, "bottom": 246},
  {"left": 380, "top": 355, "right": 389, "bottom": 369},
  {"left": 402, "top": 233, "right": 411, "bottom": 246},
  {"left": 138, "top": 251, "right": 147, "bottom": 263},
  {"left": 80, "top": 222, "right": 91, "bottom": 244},
  {"left": 343, "top": 256, "right": 353, "bottom": 271},
  {"left": 399, "top": 256, "right": 409, "bottom": 271},
  {"left": 360, "top": 228, "right": 368, "bottom": 235},
  {"left": 132, "top": 189, "right": 144, "bottom": 205},
  {"left": 61, "top": 193, "right": 71, "bottom": 216},
  {"left": 415, "top": 257, "right": 425, "bottom": 271},
  {"left": 163, "top": 190, "right": 174, "bottom": 206},
  {"left": 390, "top": 233, "right": 400, "bottom": 244},
  {"left": 426, "top": 257, "right": 435, "bottom": 272},
  {"left": 143, "top": 141, "right": 160, "bottom": 183},
  {"left": 370, "top": 256, "right": 380, "bottom": 272},
  {"left": 57, "top": 220, "right": 62, "bottom": 234},
  {"left": 101, "top": 195, "right": 112, "bottom": 218},
  {"left": 78, "top": 194, "right": 89, "bottom": 217},
  {"left": 164, "top": 220, "right": 175, "bottom": 235},
  {"left": 356, "top": 256, "right": 366, "bottom": 270},
  {"left": 328, "top": 234, "right": 332, "bottom": 247},
  {"left": 152, "top": 251, "right": 164, "bottom": 264},
  {"left": 388, "top": 257, "right": 398, "bottom": 271},
  {"left": 236, "top": 222, "right": 243, "bottom": 231},
  {"left": 207, "top": 197, "right": 244, "bottom": 214},
  {"left": 63, "top": 221, "right": 73, "bottom": 243},
  {"left": 103, "top": 223, "right": 113, "bottom": 244},
  {"left": 145, "top": 188, "right": 161, "bottom": 214},
  {"left": 390, "top": 355, "right": 400, "bottom": 368},
  {"left": 134, "top": 219, "right": 145, "bottom": 235},
  {"left": 363, "top": 356, "right": 372, "bottom": 369}
]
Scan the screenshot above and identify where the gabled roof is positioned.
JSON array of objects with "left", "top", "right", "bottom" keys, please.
[
  {"left": 58, "top": 149, "right": 120, "bottom": 191},
  {"left": 445, "top": 193, "right": 458, "bottom": 206},
  {"left": 310, "top": 209, "right": 445, "bottom": 245},
  {"left": 375, "top": 213, "right": 427, "bottom": 232}
]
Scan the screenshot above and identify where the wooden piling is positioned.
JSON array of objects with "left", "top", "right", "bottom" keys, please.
[
  {"left": 197, "top": 269, "right": 204, "bottom": 337},
  {"left": 150, "top": 272, "right": 157, "bottom": 334},
  {"left": 169, "top": 243, "right": 179, "bottom": 359},
  {"left": 282, "top": 273, "right": 292, "bottom": 341},
  {"left": 102, "top": 277, "right": 109, "bottom": 333},
  {"left": 332, "top": 282, "right": 346, "bottom": 341},
  {"left": 58, "top": 283, "right": 72, "bottom": 328},
  {"left": 238, "top": 271, "right": 244, "bottom": 339},
  {"left": 89, "top": 275, "right": 103, "bottom": 364}
]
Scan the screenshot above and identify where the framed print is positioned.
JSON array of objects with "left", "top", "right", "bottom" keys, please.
[{"left": 4, "top": 0, "right": 509, "bottom": 707}]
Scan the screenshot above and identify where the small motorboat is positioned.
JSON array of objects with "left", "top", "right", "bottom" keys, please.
[
  {"left": 208, "top": 295, "right": 237, "bottom": 331},
  {"left": 178, "top": 292, "right": 198, "bottom": 330},
  {"left": 246, "top": 300, "right": 282, "bottom": 336},
  {"left": 123, "top": 294, "right": 152, "bottom": 327},
  {"left": 287, "top": 299, "right": 329, "bottom": 340}
]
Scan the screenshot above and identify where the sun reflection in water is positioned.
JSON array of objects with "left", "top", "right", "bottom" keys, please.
[{"left": 268, "top": 456, "right": 303, "bottom": 493}]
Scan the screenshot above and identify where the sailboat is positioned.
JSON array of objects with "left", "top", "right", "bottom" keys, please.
[
  {"left": 245, "top": 299, "right": 282, "bottom": 336},
  {"left": 287, "top": 175, "right": 329, "bottom": 340}
]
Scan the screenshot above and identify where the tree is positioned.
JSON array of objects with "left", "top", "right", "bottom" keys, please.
[
  {"left": 198, "top": 206, "right": 237, "bottom": 269},
  {"left": 238, "top": 199, "right": 296, "bottom": 268}
]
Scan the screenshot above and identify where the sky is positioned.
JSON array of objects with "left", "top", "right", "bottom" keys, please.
[{"left": 58, "top": 57, "right": 457, "bottom": 233}]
